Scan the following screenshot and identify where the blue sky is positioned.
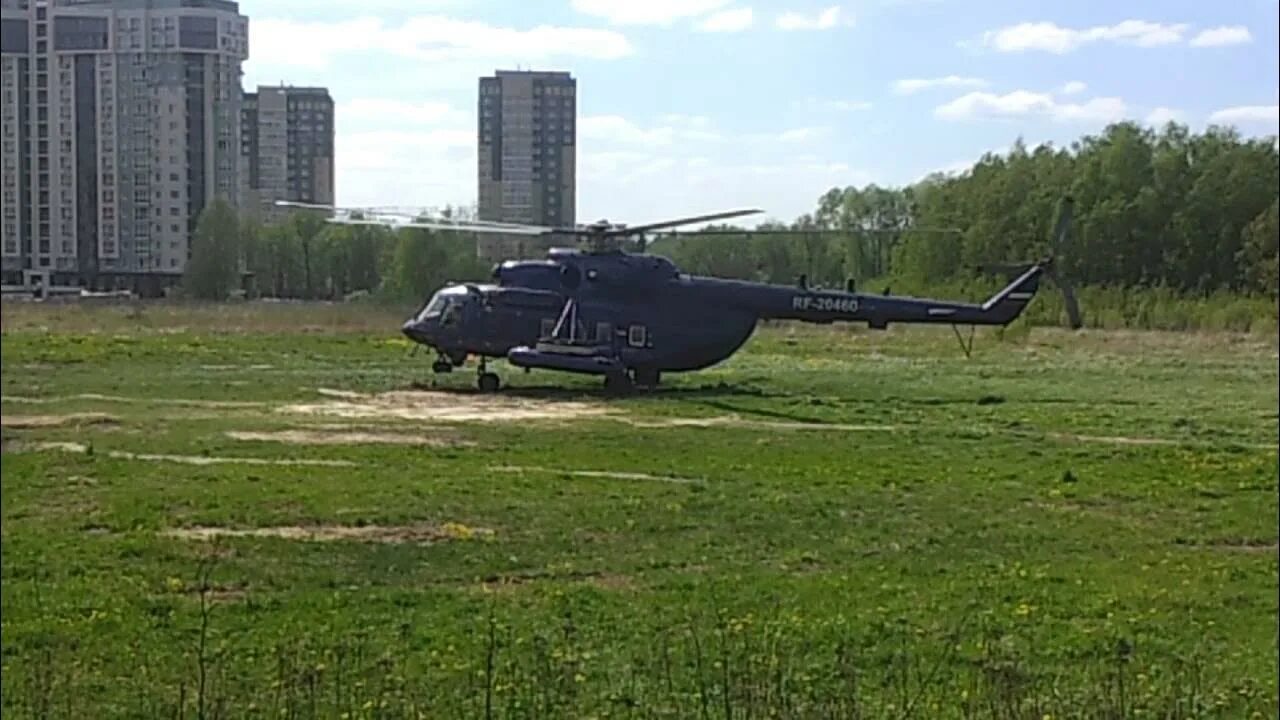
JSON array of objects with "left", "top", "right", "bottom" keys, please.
[{"left": 238, "top": 0, "right": 1279, "bottom": 226}]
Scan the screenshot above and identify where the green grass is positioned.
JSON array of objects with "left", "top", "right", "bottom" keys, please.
[{"left": 2, "top": 300, "right": 1277, "bottom": 718}]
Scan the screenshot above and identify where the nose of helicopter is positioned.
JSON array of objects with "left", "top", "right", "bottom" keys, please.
[{"left": 401, "top": 317, "right": 436, "bottom": 346}]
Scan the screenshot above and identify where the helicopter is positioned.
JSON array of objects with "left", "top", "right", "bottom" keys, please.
[{"left": 276, "top": 200, "right": 1067, "bottom": 394}]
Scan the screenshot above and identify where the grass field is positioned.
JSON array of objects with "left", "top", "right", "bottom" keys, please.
[{"left": 2, "top": 300, "right": 1277, "bottom": 719}]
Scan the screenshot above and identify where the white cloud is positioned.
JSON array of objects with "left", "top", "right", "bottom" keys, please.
[
  {"left": 579, "top": 116, "right": 677, "bottom": 146},
  {"left": 332, "top": 113, "right": 855, "bottom": 227},
  {"left": 246, "top": 15, "right": 632, "bottom": 72},
  {"left": 981, "top": 20, "right": 1189, "bottom": 54},
  {"left": 698, "top": 7, "right": 754, "bottom": 32},
  {"left": 1144, "top": 107, "right": 1185, "bottom": 125},
  {"left": 893, "top": 75, "right": 987, "bottom": 95},
  {"left": 579, "top": 154, "right": 865, "bottom": 228},
  {"left": 800, "top": 98, "right": 872, "bottom": 112},
  {"left": 335, "top": 129, "right": 476, "bottom": 210},
  {"left": 341, "top": 99, "right": 464, "bottom": 127},
  {"left": 776, "top": 6, "right": 847, "bottom": 30},
  {"left": 579, "top": 114, "right": 725, "bottom": 146},
  {"left": 1208, "top": 105, "right": 1280, "bottom": 125},
  {"left": 571, "top": 0, "right": 731, "bottom": 26},
  {"left": 657, "top": 113, "right": 713, "bottom": 128},
  {"left": 1146, "top": 105, "right": 1182, "bottom": 124},
  {"left": 1058, "top": 80, "right": 1087, "bottom": 95},
  {"left": 1190, "top": 25, "right": 1253, "bottom": 47},
  {"left": 778, "top": 127, "right": 824, "bottom": 142},
  {"left": 935, "top": 90, "right": 1128, "bottom": 123}
]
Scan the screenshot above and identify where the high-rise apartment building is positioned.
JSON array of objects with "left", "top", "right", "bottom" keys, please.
[
  {"left": 240, "top": 84, "right": 334, "bottom": 222},
  {"left": 476, "top": 69, "right": 576, "bottom": 260},
  {"left": 0, "top": 0, "right": 248, "bottom": 292}
]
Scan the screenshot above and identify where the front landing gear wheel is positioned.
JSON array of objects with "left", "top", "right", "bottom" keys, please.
[
  {"left": 432, "top": 359, "right": 453, "bottom": 374},
  {"left": 477, "top": 372, "right": 501, "bottom": 393},
  {"left": 603, "top": 372, "right": 633, "bottom": 396}
]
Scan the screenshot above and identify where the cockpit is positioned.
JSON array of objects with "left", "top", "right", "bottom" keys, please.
[{"left": 417, "top": 285, "right": 473, "bottom": 326}]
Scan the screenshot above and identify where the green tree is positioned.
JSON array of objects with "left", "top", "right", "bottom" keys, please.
[
  {"left": 1240, "top": 198, "right": 1279, "bottom": 296},
  {"left": 183, "top": 198, "right": 241, "bottom": 300},
  {"left": 289, "top": 210, "right": 328, "bottom": 299}
]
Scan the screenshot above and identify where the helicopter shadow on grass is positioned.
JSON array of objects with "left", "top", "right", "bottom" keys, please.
[
  {"left": 405, "top": 378, "right": 792, "bottom": 403},
  {"left": 409, "top": 378, "right": 880, "bottom": 426}
]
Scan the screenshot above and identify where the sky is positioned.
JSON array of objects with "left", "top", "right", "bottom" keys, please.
[{"left": 238, "top": 0, "right": 1280, "bottom": 227}]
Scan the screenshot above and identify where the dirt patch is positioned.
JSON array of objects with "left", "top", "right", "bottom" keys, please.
[
  {"left": 625, "top": 415, "right": 896, "bottom": 433},
  {"left": 477, "top": 568, "right": 635, "bottom": 594},
  {"left": 186, "top": 583, "right": 249, "bottom": 604},
  {"left": 491, "top": 465, "right": 704, "bottom": 484},
  {"left": 315, "top": 388, "right": 367, "bottom": 400},
  {"left": 280, "top": 390, "right": 612, "bottom": 424},
  {"left": 1051, "top": 432, "right": 1182, "bottom": 447},
  {"left": 1049, "top": 432, "right": 1275, "bottom": 450},
  {"left": 26, "top": 442, "right": 356, "bottom": 467},
  {"left": 29, "top": 441, "right": 93, "bottom": 453},
  {"left": 162, "top": 521, "right": 495, "bottom": 544},
  {"left": 1197, "top": 539, "right": 1279, "bottom": 553},
  {"left": 1, "top": 412, "right": 119, "bottom": 429},
  {"left": 226, "top": 429, "right": 471, "bottom": 448}
]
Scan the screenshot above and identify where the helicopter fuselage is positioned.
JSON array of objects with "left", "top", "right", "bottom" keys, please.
[{"left": 403, "top": 246, "right": 1044, "bottom": 383}]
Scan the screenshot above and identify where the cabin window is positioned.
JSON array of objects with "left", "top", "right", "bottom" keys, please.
[
  {"left": 595, "top": 322, "right": 612, "bottom": 343},
  {"left": 627, "top": 324, "right": 647, "bottom": 348},
  {"left": 540, "top": 318, "right": 556, "bottom": 338}
]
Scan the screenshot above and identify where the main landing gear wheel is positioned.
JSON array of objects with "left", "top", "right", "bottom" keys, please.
[
  {"left": 476, "top": 356, "right": 501, "bottom": 393},
  {"left": 633, "top": 368, "right": 661, "bottom": 389},
  {"left": 431, "top": 359, "right": 453, "bottom": 374},
  {"left": 477, "top": 372, "right": 501, "bottom": 393},
  {"left": 603, "top": 372, "right": 633, "bottom": 396}
]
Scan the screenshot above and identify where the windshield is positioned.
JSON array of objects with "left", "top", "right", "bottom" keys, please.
[{"left": 417, "top": 285, "right": 470, "bottom": 322}]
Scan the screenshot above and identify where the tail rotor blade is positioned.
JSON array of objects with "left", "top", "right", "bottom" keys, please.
[
  {"left": 1047, "top": 269, "right": 1083, "bottom": 330},
  {"left": 1045, "top": 195, "right": 1082, "bottom": 329},
  {"left": 1059, "top": 280, "right": 1083, "bottom": 330},
  {"left": 1051, "top": 196, "right": 1075, "bottom": 257}
]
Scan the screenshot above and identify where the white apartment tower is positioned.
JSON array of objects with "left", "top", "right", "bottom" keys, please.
[{"left": 0, "top": 0, "right": 248, "bottom": 293}]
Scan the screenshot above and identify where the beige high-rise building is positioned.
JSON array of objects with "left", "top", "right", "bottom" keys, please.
[
  {"left": 1, "top": 0, "right": 248, "bottom": 294},
  {"left": 240, "top": 84, "right": 334, "bottom": 223},
  {"left": 476, "top": 69, "right": 575, "bottom": 261}
]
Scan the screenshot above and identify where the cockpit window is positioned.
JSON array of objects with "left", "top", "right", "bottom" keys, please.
[
  {"left": 418, "top": 286, "right": 471, "bottom": 324},
  {"left": 441, "top": 300, "right": 463, "bottom": 326},
  {"left": 422, "top": 293, "right": 450, "bottom": 317}
]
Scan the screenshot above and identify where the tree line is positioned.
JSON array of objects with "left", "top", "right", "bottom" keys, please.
[
  {"left": 185, "top": 120, "right": 1278, "bottom": 305},
  {"left": 183, "top": 203, "right": 488, "bottom": 303}
]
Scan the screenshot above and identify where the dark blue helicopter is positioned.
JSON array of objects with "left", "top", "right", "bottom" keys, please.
[{"left": 280, "top": 202, "right": 1063, "bottom": 394}]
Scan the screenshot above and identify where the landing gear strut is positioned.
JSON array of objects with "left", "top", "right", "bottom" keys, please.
[
  {"left": 604, "top": 367, "right": 659, "bottom": 395},
  {"left": 476, "top": 357, "right": 501, "bottom": 393},
  {"left": 432, "top": 349, "right": 464, "bottom": 374}
]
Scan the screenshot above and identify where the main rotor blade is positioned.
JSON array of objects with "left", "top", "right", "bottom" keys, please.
[
  {"left": 596, "top": 209, "right": 766, "bottom": 237},
  {"left": 326, "top": 217, "right": 551, "bottom": 235},
  {"left": 273, "top": 201, "right": 560, "bottom": 234},
  {"left": 275, "top": 200, "right": 337, "bottom": 211},
  {"left": 648, "top": 226, "right": 962, "bottom": 237}
]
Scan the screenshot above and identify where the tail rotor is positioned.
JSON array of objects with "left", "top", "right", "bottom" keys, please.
[
  {"left": 1045, "top": 196, "right": 1082, "bottom": 330},
  {"left": 975, "top": 195, "right": 1083, "bottom": 330}
]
